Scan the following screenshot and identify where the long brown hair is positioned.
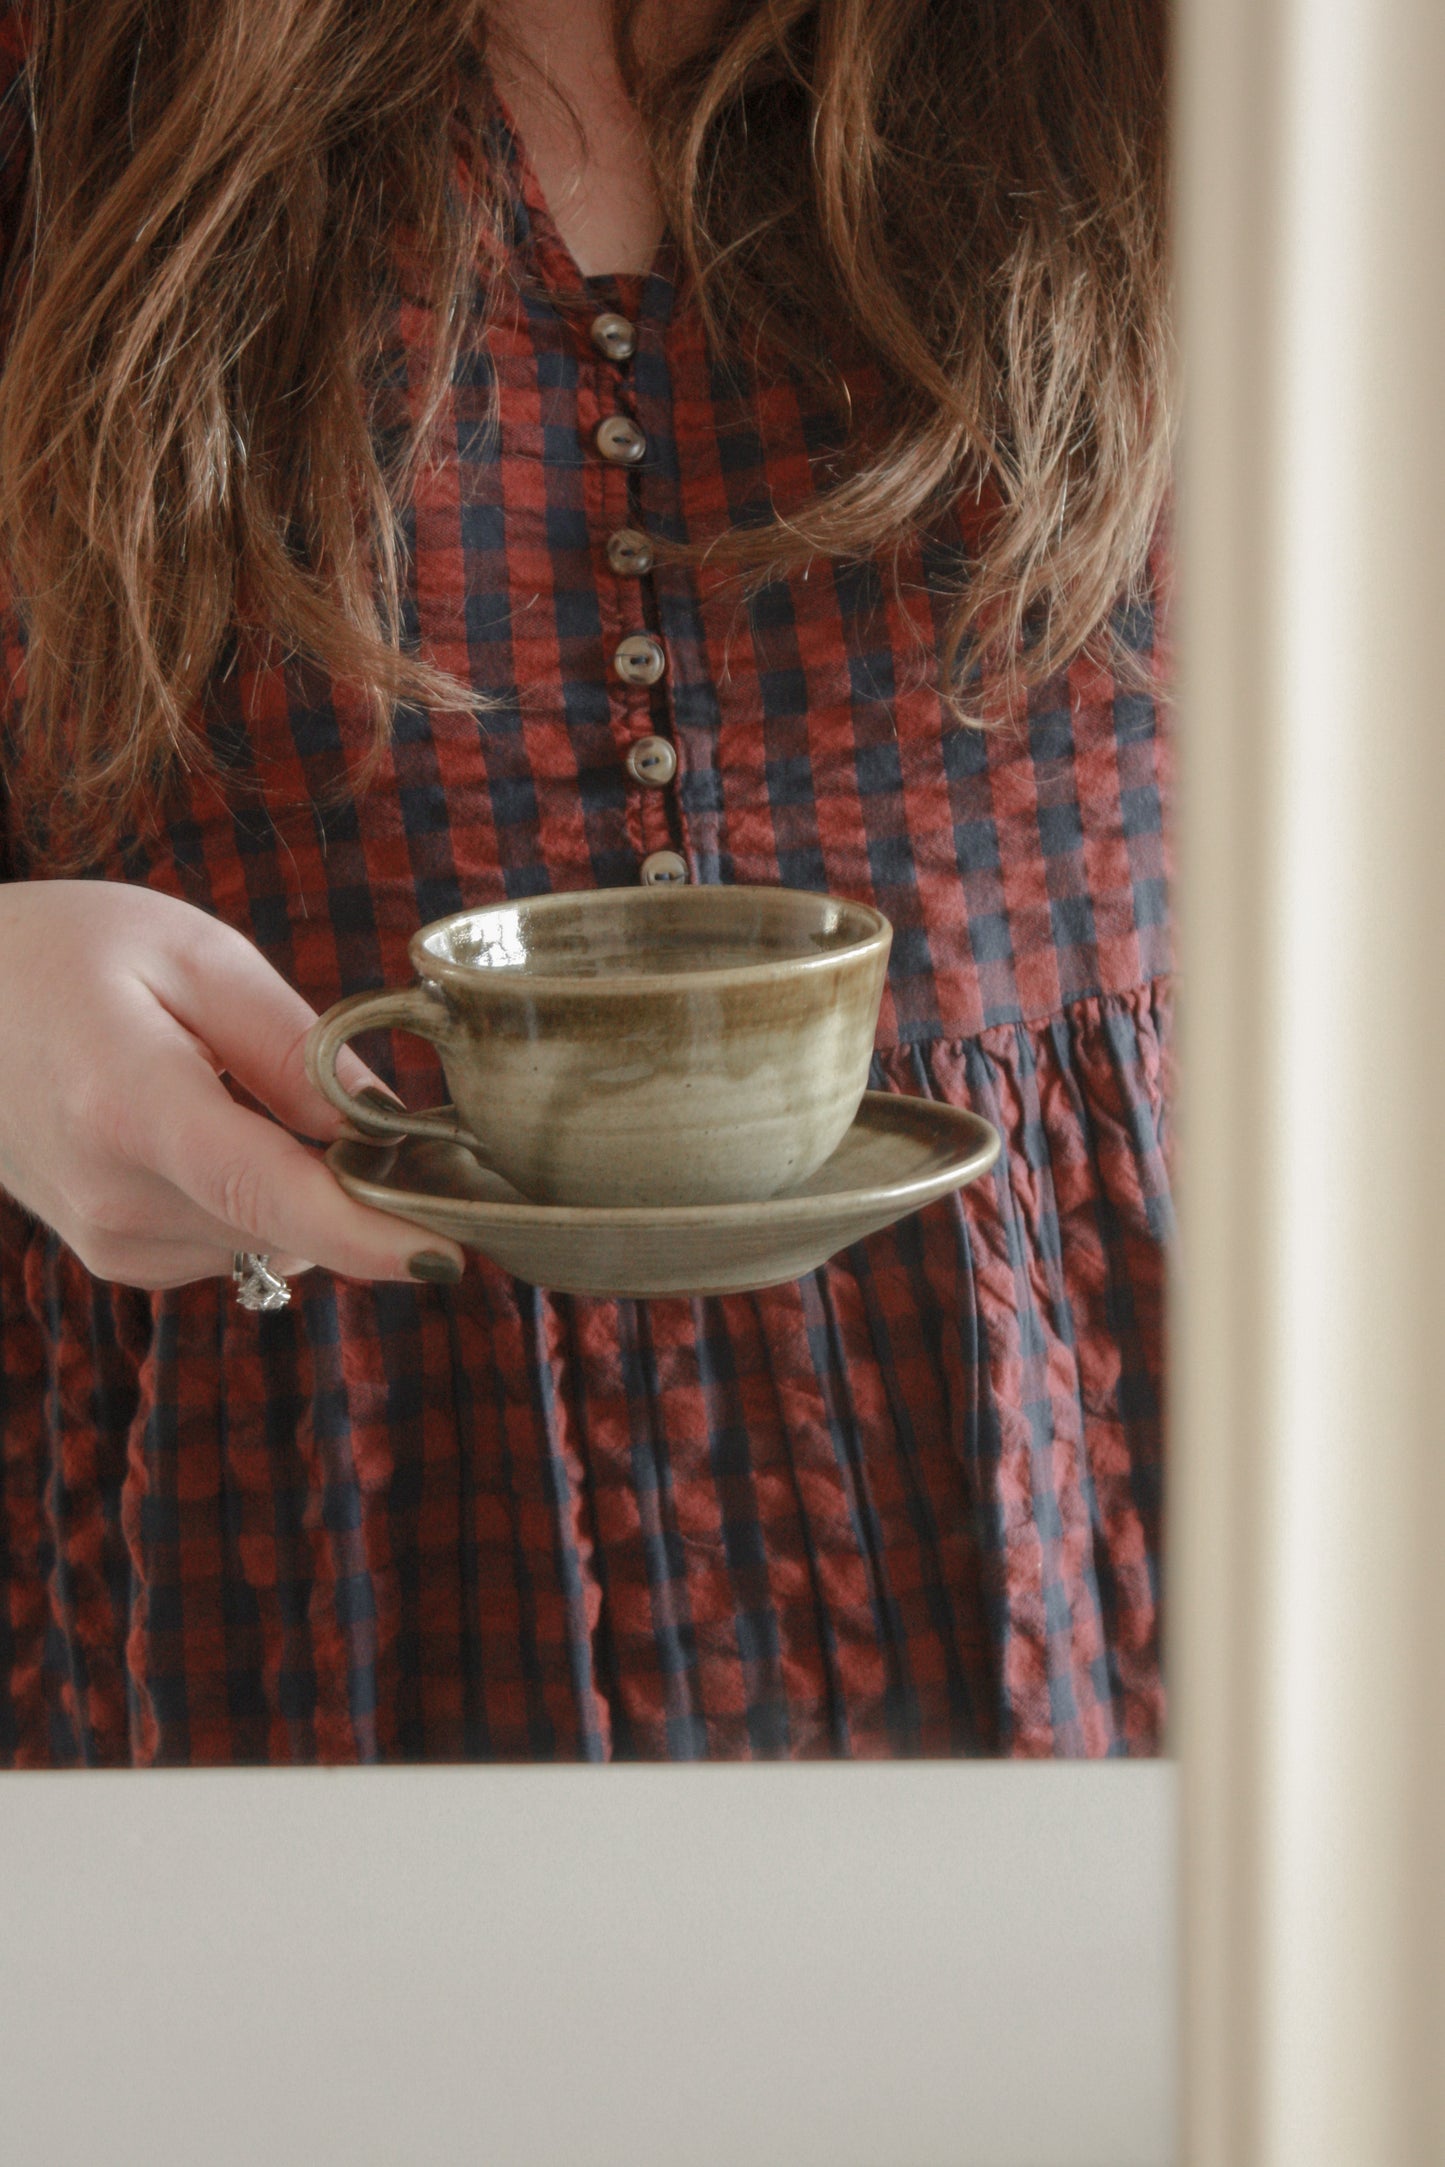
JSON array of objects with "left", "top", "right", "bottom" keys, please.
[{"left": 0, "top": 0, "right": 1171, "bottom": 866}]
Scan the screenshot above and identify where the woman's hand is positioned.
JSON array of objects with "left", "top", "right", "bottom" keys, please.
[{"left": 0, "top": 880, "right": 466, "bottom": 1292}]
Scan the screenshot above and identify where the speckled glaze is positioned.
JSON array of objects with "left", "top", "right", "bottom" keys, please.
[
  {"left": 306, "top": 886, "right": 892, "bottom": 1208},
  {"left": 325, "top": 1093, "right": 1000, "bottom": 1297}
]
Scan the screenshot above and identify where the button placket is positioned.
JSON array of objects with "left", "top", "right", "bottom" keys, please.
[{"left": 585, "top": 299, "right": 685, "bottom": 881}]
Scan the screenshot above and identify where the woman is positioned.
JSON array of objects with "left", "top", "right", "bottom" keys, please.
[{"left": 0, "top": 0, "right": 1173, "bottom": 1764}]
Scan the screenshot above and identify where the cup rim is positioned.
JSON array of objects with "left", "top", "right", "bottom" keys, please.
[{"left": 407, "top": 884, "right": 892, "bottom": 995}]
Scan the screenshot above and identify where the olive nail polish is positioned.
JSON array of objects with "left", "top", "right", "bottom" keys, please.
[{"left": 408, "top": 1251, "right": 463, "bottom": 1285}]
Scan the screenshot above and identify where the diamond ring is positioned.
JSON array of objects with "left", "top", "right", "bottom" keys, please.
[{"left": 232, "top": 1252, "right": 293, "bottom": 1313}]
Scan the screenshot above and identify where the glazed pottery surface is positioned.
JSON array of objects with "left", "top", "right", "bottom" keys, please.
[
  {"left": 307, "top": 886, "right": 892, "bottom": 1208},
  {"left": 325, "top": 1092, "right": 1000, "bottom": 1298}
]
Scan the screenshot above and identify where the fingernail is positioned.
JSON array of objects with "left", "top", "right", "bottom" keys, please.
[
  {"left": 408, "top": 1250, "right": 464, "bottom": 1285},
  {"left": 357, "top": 1086, "right": 403, "bottom": 1115}
]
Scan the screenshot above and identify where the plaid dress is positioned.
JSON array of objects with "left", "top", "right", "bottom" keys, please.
[{"left": 0, "top": 27, "right": 1173, "bottom": 1763}]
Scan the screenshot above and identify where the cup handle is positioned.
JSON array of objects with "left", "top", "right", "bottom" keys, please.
[{"left": 305, "top": 984, "right": 488, "bottom": 1156}]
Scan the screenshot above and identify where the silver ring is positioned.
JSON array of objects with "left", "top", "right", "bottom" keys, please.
[{"left": 232, "top": 1252, "right": 292, "bottom": 1313}]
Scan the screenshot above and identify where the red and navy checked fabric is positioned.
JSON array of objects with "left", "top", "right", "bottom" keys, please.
[{"left": 0, "top": 32, "right": 1173, "bottom": 1763}]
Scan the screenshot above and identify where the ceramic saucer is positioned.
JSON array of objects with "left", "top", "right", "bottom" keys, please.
[{"left": 326, "top": 1091, "right": 1000, "bottom": 1298}]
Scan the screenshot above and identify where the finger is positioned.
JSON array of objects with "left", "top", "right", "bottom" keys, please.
[
  {"left": 90, "top": 1246, "right": 316, "bottom": 1295},
  {"left": 140, "top": 922, "right": 402, "bottom": 1144},
  {"left": 75, "top": 1237, "right": 238, "bottom": 1294},
  {"left": 64, "top": 1154, "right": 321, "bottom": 1281},
  {"left": 147, "top": 1062, "right": 465, "bottom": 1283}
]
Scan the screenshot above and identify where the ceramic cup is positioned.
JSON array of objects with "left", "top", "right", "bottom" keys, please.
[{"left": 305, "top": 885, "right": 892, "bottom": 1209}]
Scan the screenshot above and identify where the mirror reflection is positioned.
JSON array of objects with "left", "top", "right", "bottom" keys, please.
[{"left": 0, "top": 0, "right": 1171, "bottom": 1765}]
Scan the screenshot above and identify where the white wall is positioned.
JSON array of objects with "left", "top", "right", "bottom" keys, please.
[{"left": 0, "top": 1766, "right": 1175, "bottom": 2167}]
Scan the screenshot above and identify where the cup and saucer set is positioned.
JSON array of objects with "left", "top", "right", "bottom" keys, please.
[{"left": 305, "top": 886, "right": 1000, "bottom": 1299}]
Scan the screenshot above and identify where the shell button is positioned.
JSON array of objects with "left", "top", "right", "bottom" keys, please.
[
  {"left": 590, "top": 312, "right": 638, "bottom": 362},
  {"left": 613, "top": 634, "right": 667, "bottom": 687},
  {"left": 594, "top": 415, "right": 647, "bottom": 466},
  {"left": 607, "top": 527, "right": 656, "bottom": 577},
  {"left": 626, "top": 735, "right": 679, "bottom": 787},
  {"left": 640, "top": 850, "right": 689, "bottom": 886}
]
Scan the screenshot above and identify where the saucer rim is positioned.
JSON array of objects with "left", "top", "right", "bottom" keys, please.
[{"left": 327, "top": 1091, "right": 1001, "bottom": 1230}]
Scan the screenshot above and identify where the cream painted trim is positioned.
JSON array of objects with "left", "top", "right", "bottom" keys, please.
[{"left": 1174, "top": 0, "right": 1445, "bottom": 2159}]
